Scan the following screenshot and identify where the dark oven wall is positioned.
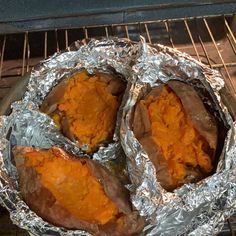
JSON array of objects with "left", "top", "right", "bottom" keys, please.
[{"left": 0, "top": 0, "right": 236, "bottom": 34}]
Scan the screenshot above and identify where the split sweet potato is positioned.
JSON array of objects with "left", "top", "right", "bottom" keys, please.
[
  {"left": 40, "top": 70, "right": 126, "bottom": 153},
  {"left": 13, "top": 146, "right": 144, "bottom": 236},
  {"left": 133, "top": 80, "right": 218, "bottom": 191}
]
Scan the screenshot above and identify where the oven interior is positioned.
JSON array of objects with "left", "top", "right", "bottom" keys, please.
[{"left": 0, "top": 2, "right": 236, "bottom": 235}]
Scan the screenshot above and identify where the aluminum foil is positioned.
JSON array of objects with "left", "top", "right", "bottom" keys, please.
[
  {"left": 0, "top": 36, "right": 235, "bottom": 236},
  {"left": 0, "top": 109, "right": 91, "bottom": 236},
  {"left": 120, "top": 37, "right": 236, "bottom": 235},
  {"left": 0, "top": 38, "right": 138, "bottom": 236},
  {"left": 22, "top": 37, "right": 138, "bottom": 154}
]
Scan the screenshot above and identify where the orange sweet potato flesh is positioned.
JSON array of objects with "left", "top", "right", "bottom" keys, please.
[
  {"left": 40, "top": 70, "right": 126, "bottom": 153},
  {"left": 13, "top": 146, "right": 144, "bottom": 235},
  {"left": 133, "top": 81, "right": 218, "bottom": 191}
]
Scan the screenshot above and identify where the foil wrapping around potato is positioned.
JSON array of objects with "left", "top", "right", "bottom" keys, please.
[
  {"left": 0, "top": 35, "right": 235, "bottom": 236},
  {"left": 120, "top": 38, "right": 236, "bottom": 235},
  {"left": 0, "top": 38, "right": 138, "bottom": 236}
]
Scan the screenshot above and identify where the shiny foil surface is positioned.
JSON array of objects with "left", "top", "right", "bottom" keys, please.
[
  {"left": 0, "top": 38, "right": 137, "bottom": 236},
  {"left": 120, "top": 38, "right": 236, "bottom": 236},
  {"left": 0, "top": 37, "right": 235, "bottom": 236}
]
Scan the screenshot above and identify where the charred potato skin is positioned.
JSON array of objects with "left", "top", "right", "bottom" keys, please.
[
  {"left": 13, "top": 146, "right": 144, "bottom": 236},
  {"left": 133, "top": 81, "right": 218, "bottom": 191}
]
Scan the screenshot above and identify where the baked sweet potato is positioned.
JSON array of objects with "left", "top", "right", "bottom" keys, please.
[
  {"left": 133, "top": 80, "right": 218, "bottom": 191},
  {"left": 40, "top": 70, "right": 126, "bottom": 153},
  {"left": 13, "top": 146, "right": 144, "bottom": 236}
]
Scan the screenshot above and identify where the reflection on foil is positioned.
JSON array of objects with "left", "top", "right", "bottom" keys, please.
[
  {"left": 0, "top": 38, "right": 137, "bottom": 236},
  {"left": 0, "top": 110, "right": 91, "bottom": 236},
  {"left": 120, "top": 38, "right": 236, "bottom": 236},
  {"left": 0, "top": 36, "right": 235, "bottom": 236}
]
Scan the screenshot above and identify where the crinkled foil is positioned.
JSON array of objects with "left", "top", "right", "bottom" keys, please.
[
  {"left": 0, "top": 38, "right": 138, "bottom": 235},
  {"left": 22, "top": 37, "right": 138, "bottom": 153},
  {"left": 0, "top": 36, "right": 236, "bottom": 236},
  {"left": 0, "top": 110, "right": 91, "bottom": 236},
  {"left": 120, "top": 37, "right": 236, "bottom": 235}
]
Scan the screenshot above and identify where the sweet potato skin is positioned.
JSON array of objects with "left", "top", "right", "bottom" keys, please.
[
  {"left": 40, "top": 71, "right": 126, "bottom": 115},
  {"left": 133, "top": 81, "right": 218, "bottom": 191},
  {"left": 13, "top": 146, "right": 144, "bottom": 236},
  {"left": 40, "top": 70, "right": 126, "bottom": 153},
  {"left": 167, "top": 80, "right": 218, "bottom": 158}
]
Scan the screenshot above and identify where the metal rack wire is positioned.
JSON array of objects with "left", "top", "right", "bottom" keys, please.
[
  {"left": 0, "top": 14, "right": 235, "bottom": 97},
  {"left": 0, "top": 13, "right": 235, "bottom": 235}
]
